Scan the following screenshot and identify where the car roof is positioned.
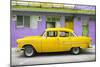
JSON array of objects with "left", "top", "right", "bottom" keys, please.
[{"left": 46, "top": 28, "right": 73, "bottom": 32}]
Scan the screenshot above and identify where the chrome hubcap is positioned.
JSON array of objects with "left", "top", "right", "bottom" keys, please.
[{"left": 25, "top": 47, "right": 33, "bottom": 56}]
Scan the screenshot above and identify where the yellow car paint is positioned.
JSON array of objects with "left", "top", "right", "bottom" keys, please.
[{"left": 16, "top": 28, "right": 91, "bottom": 53}]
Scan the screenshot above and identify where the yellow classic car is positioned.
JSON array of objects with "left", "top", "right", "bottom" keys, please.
[{"left": 16, "top": 28, "right": 92, "bottom": 57}]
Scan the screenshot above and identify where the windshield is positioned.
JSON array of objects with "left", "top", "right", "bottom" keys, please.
[
  {"left": 40, "top": 31, "right": 45, "bottom": 36},
  {"left": 42, "top": 31, "right": 46, "bottom": 37},
  {"left": 72, "top": 32, "right": 77, "bottom": 37}
]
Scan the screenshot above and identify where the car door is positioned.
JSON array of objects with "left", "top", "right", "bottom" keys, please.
[
  {"left": 58, "top": 31, "right": 74, "bottom": 51},
  {"left": 42, "top": 31, "right": 60, "bottom": 52}
]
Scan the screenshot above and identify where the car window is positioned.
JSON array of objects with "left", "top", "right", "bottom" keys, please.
[
  {"left": 60, "top": 31, "right": 74, "bottom": 37},
  {"left": 47, "top": 31, "right": 58, "bottom": 37},
  {"left": 69, "top": 32, "right": 74, "bottom": 36}
]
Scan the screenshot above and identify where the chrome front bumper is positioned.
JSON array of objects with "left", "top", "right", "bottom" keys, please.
[{"left": 16, "top": 48, "right": 24, "bottom": 52}]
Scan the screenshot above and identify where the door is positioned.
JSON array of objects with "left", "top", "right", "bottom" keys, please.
[
  {"left": 58, "top": 31, "right": 74, "bottom": 51},
  {"left": 65, "top": 16, "right": 74, "bottom": 30},
  {"left": 42, "top": 31, "right": 60, "bottom": 52},
  {"left": 82, "top": 25, "right": 88, "bottom": 36},
  {"left": 82, "top": 18, "right": 89, "bottom": 36}
]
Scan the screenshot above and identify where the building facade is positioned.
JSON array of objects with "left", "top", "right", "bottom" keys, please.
[{"left": 11, "top": 1, "right": 96, "bottom": 47}]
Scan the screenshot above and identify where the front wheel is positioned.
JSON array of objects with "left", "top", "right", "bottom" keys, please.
[
  {"left": 24, "top": 46, "right": 35, "bottom": 57},
  {"left": 71, "top": 47, "right": 80, "bottom": 55}
]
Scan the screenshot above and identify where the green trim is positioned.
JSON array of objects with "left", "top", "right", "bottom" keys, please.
[{"left": 12, "top": 6, "right": 95, "bottom": 15}]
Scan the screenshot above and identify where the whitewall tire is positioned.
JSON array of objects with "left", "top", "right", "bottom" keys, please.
[
  {"left": 71, "top": 47, "right": 80, "bottom": 55},
  {"left": 24, "top": 46, "right": 35, "bottom": 57}
]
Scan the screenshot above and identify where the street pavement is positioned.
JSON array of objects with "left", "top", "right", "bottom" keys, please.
[{"left": 11, "top": 46, "right": 96, "bottom": 66}]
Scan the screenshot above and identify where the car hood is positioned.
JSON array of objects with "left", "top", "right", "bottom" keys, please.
[{"left": 17, "top": 36, "right": 42, "bottom": 42}]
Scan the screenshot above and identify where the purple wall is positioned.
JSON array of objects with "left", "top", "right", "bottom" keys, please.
[
  {"left": 74, "top": 16, "right": 82, "bottom": 36},
  {"left": 74, "top": 15, "right": 96, "bottom": 45},
  {"left": 89, "top": 20, "right": 96, "bottom": 45},
  {"left": 11, "top": 16, "right": 46, "bottom": 47},
  {"left": 60, "top": 16, "right": 65, "bottom": 27}
]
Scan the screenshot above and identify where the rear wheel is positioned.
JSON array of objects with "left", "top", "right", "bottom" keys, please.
[
  {"left": 24, "top": 46, "right": 35, "bottom": 57},
  {"left": 71, "top": 47, "right": 80, "bottom": 55}
]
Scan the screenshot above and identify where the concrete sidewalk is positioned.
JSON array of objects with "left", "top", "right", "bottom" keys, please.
[{"left": 11, "top": 45, "right": 96, "bottom": 66}]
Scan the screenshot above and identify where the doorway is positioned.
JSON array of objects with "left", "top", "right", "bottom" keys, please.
[
  {"left": 82, "top": 18, "right": 89, "bottom": 36},
  {"left": 65, "top": 16, "right": 74, "bottom": 30}
]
